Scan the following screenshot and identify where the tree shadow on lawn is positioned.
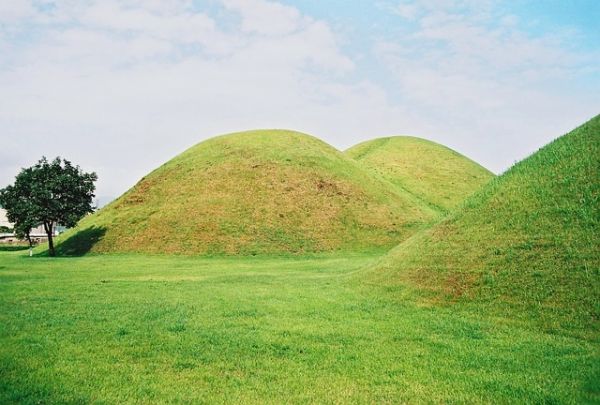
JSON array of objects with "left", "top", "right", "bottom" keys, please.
[
  {"left": 0, "top": 245, "right": 30, "bottom": 252},
  {"left": 53, "top": 226, "right": 107, "bottom": 256}
]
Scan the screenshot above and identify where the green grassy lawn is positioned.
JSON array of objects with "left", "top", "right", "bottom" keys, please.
[{"left": 1, "top": 250, "right": 597, "bottom": 404}]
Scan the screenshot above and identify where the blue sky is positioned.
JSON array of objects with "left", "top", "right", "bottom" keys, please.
[{"left": 1, "top": 0, "right": 598, "bottom": 201}]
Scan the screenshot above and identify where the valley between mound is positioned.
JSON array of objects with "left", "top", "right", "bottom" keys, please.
[{"left": 365, "top": 115, "right": 600, "bottom": 336}]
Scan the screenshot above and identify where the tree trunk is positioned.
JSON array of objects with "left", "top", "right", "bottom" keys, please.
[
  {"left": 26, "top": 232, "right": 33, "bottom": 257},
  {"left": 44, "top": 221, "right": 55, "bottom": 257}
]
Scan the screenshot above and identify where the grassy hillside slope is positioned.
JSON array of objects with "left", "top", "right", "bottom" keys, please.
[
  {"left": 366, "top": 116, "right": 599, "bottom": 335},
  {"left": 345, "top": 136, "right": 494, "bottom": 212},
  {"left": 56, "top": 130, "right": 438, "bottom": 255}
]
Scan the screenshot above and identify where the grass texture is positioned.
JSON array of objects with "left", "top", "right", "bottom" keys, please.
[
  {"left": 0, "top": 250, "right": 597, "bottom": 404},
  {"left": 345, "top": 136, "right": 493, "bottom": 213},
  {"left": 1, "top": 118, "right": 598, "bottom": 403},
  {"left": 365, "top": 115, "right": 600, "bottom": 337},
  {"left": 53, "top": 130, "right": 491, "bottom": 256}
]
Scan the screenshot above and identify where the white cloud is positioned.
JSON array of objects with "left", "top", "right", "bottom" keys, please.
[
  {"left": 0, "top": 0, "right": 38, "bottom": 21},
  {"left": 375, "top": 0, "right": 600, "bottom": 171},
  {"left": 79, "top": 1, "right": 216, "bottom": 44},
  {"left": 0, "top": 0, "right": 372, "bottom": 199},
  {"left": 222, "top": 0, "right": 304, "bottom": 36},
  {"left": 394, "top": 4, "right": 418, "bottom": 20},
  {"left": 0, "top": 0, "right": 598, "bottom": 201}
]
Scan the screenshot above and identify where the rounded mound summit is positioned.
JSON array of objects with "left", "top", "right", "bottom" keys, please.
[
  {"left": 57, "top": 130, "right": 438, "bottom": 255},
  {"left": 345, "top": 136, "right": 494, "bottom": 212}
]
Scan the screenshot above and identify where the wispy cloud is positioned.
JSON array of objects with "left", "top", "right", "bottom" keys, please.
[
  {"left": 1, "top": 0, "right": 598, "bottom": 201},
  {"left": 0, "top": 0, "right": 369, "bottom": 198},
  {"left": 375, "top": 0, "right": 599, "bottom": 166}
]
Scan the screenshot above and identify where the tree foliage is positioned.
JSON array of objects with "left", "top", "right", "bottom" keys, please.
[{"left": 0, "top": 157, "right": 97, "bottom": 256}]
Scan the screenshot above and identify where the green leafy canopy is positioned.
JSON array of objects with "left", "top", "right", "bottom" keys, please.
[{"left": 0, "top": 157, "right": 97, "bottom": 254}]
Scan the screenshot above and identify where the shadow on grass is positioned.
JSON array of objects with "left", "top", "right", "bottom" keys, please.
[
  {"left": 0, "top": 245, "right": 30, "bottom": 252},
  {"left": 54, "top": 226, "right": 107, "bottom": 256}
]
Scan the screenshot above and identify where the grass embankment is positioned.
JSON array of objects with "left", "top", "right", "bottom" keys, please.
[
  {"left": 0, "top": 250, "right": 597, "bottom": 403},
  {"left": 365, "top": 116, "right": 600, "bottom": 337},
  {"left": 345, "top": 136, "right": 493, "bottom": 213},
  {"left": 56, "top": 130, "right": 439, "bottom": 256}
]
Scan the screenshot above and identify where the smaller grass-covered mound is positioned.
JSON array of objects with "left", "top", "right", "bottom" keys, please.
[
  {"left": 345, "top": 136, "right": 494, "bottom": 213},
  {"left": 367, "top": 116, "right": 599, "bottom": 335},
  {"left": 57, "top": 130, "right": 437, "bottom": 255}
]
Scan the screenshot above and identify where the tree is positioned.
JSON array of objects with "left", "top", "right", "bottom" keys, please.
[
  {"left": 3, "top": 197, "right": 38, "bottom": 256},
  {"left": 0, "top": 157, "right": 97, "bottom": 257},
  {"left": 16, "top": 219, "right": 39, "bottom": 257}
]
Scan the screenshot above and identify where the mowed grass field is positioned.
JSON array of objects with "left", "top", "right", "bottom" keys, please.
[{"left": 1, "top": 249, "right": 597, "bottom": 404}]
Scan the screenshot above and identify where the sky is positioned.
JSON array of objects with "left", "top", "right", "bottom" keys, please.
[{"left": 1, "top": 0, "right": 599, "bottom": 204}]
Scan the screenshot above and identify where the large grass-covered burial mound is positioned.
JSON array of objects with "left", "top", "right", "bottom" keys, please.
[
  {"left": 345, "top": 136, "right": 494, "bottom": 213},
  {"left": 55, "top": 130, "right": 447, "bottom": 255},
  {"left": 366, "top": 116, "right": 600, "bottom": 335},
  {"left": 55, "top": 130, "right": 497, "bottom": 256}
]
